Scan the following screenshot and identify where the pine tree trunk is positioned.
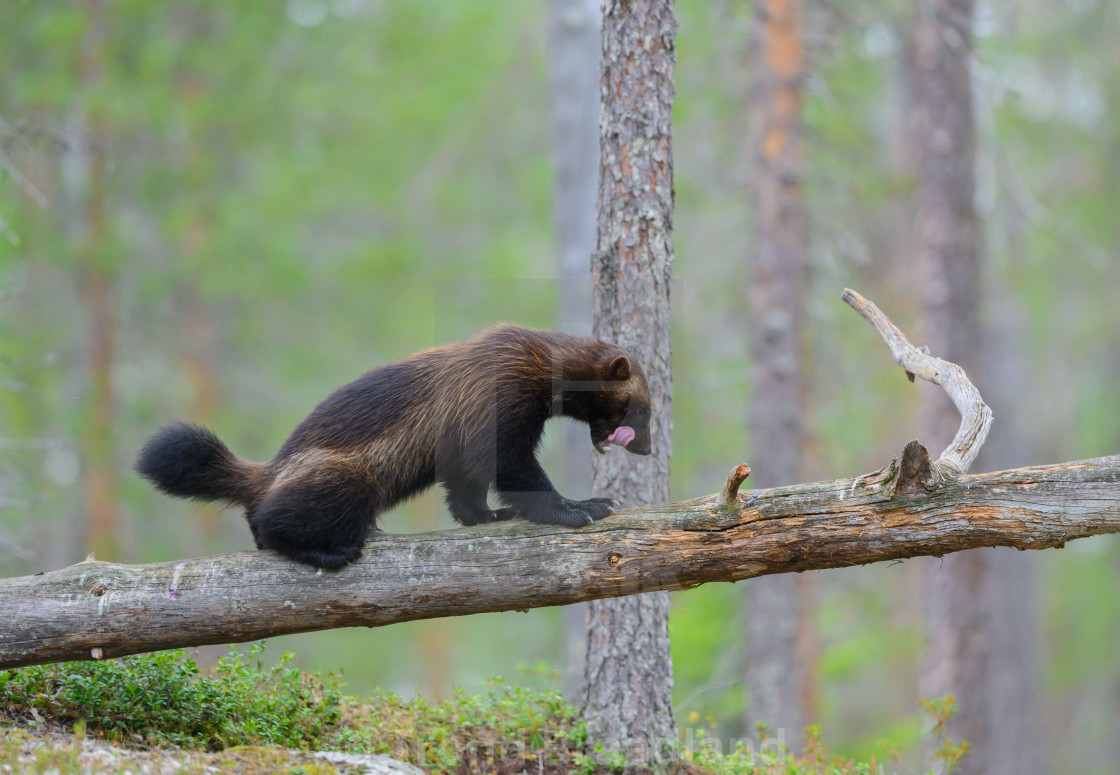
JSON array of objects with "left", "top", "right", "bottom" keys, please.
[
  {"left": 582, "top": 0, "right": 678, "bottom": 767},
  {"left": 76, "top": 0, "right": 118, "bottom": 561},
  {"left": 744, "top": 0, "right": 809, "bottom": 746},
  {"left": 547, "top": 0, "right": 601, "bottom": 698},
  {"left": 907, "top": 1, "right": 987, "bottom": 771},
  {"left": 79, "top": 263, "right": 117, "bottom": 560}
]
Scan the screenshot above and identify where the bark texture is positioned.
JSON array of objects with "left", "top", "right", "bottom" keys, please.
[
  {"left": 745, "top": 0, "right": 809, "bottom": 742},
  {"left": 4, "top": 454, "right": 1120, "bottom": 671},
  {"left": 584, "top": 0, "right": 677, "bottom": 766},
  {"left": 547, "top": 0, "right": 601, "bottom": 697},
  {"left": 905, "top": 2, "right": 987, "bottom": 771}
]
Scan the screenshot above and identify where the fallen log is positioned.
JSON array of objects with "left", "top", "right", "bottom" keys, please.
[
  {"left": 2, "top": 453, "right": 1119, "bottom": 670},
  {"left": 2, "top": 290, "right": 1115, "bottom": 670}
]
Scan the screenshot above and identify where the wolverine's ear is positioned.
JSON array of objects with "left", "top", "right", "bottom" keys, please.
[{"left": 606, "top": 355, "right": 631, "bottom": 382}]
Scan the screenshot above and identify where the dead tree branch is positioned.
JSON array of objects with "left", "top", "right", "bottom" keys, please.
[
  {"left": 1, "top": 291, "right": 1113, "bottom": 671},
  {"left": 842, "top": 287, "right": 993, "bottom": 477}
]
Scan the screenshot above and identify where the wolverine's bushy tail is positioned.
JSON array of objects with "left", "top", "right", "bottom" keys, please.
[{"left": 136, "top": 423, "right": 262, "bottom": 506}]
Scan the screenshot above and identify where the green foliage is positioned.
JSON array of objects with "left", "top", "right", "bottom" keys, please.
[
  {"left": 677, "top": 700, "right": 969, "bottom": 775},
  {"left": 683, "top": 726, "right": 881, "bottom": 775},
  {"left": 0, "top": 645, "right": 341, "bottom": 750},
  {"left": 921, "top": 696, "right": 970, "bottom": 775}
]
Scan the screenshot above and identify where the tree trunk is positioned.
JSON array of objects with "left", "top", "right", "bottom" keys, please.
[
  {"left": 744, "top": 0, "right": 809, "bottom": 745},
  {"left": 583, "top": 0, "right": 678, "bottom": 767},
  {"left": 906, "top": 1, "right": 986, "bottom": 771},
  {"left": 977, "top": 288, "right": 1043, "bottom": 775},
  {"left": 78, "top": 264, "right": 117, "bottom": 561},
  {"left": 547, "top": 0, "right": 601, "bottom": 699},
  {"left": 75, "top": 0, "right": 118, "bottom": 561}
]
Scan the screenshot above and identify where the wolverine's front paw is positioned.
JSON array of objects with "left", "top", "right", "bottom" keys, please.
[
  {"left": 515, "top": 495, "right": 619, "bottom": 527},
  {"left": 562, "top": 497, "right": 618, "bottom": 525}
]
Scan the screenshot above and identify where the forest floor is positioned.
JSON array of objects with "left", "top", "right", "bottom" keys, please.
[
  {"left": 0, "top": 721, "right": 706, "bottom": 775},
  {"left": 0, "top": 649, "right": 881, "bottom": 775},
  {"left": 1, "top": 721, "right": 419, "bottom": 774}
]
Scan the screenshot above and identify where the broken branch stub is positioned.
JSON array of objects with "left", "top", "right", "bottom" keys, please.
[
  {"left": 718, "top": 464, "right": 751, "bottom": 505},
  {"left": 841, "top": 288, "right": 993, "bottom": 476}
]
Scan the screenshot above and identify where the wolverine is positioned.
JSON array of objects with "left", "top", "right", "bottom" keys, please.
[{"left": 136, "top": 326, "right": 653, "bottom": 569}]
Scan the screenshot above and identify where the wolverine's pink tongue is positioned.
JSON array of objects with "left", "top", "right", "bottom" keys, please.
[{"left": 608, "top": 426, "right": 636, "bottom": 447}]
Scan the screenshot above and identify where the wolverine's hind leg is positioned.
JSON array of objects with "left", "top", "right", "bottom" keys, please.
[
  {"left": 444, "top": 475, "right": 502, "bottom": 526},
  {"left": 250, "top": 471, "right": 377, "bottom": 570}
]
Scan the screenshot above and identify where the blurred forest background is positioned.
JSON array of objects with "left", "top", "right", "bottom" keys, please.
[{"left": 2, "top": 0, "right": 1119, "bottom": 772}]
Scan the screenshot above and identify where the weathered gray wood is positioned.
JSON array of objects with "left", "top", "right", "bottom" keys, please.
[
  {"left": 3, "top": 453, "right": 1119, "bottom": 670},
  {"left": 843, "top": 288, "right": 992, "bottom": 477}
]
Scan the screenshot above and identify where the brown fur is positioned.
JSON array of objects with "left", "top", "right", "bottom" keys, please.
[{"left": 136, "top": 326, "right": 653, "bottom": 569}]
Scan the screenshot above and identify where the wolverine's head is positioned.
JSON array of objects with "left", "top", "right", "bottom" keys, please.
[{"left": 583, "top": 351, "right": 653, "bottom": 457}]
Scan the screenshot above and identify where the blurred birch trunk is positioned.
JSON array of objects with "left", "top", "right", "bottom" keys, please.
[{"left": 547, "top": 0, "right": 601, "bottom": 699}]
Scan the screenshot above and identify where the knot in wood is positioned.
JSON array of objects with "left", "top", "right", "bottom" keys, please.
[
  {"left": 90, "top": 583, "right": 107, "bottom": 597},
  {"left": 607, "top": 552, "right": 623, "bottom": 565}
]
